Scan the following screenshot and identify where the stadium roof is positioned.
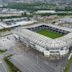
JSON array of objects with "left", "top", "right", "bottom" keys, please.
[{"left": 13, "top": 23, "right": 72, "bottom": 49}]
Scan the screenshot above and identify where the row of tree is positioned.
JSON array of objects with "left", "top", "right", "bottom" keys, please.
[{"left": 4, "top": 3, "right": 72, "bottom": 11}]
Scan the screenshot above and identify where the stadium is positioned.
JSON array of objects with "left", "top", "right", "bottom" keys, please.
[{"left": 13, "top": 23, "right": 72, "bottom": 60}]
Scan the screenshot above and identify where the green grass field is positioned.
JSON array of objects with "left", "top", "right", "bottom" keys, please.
[
  {"left": 37, "top": 29, "right": 63, "bottom": 39},
  {"left": 64, "top": 57, "right": 72, "bottom": 72}
]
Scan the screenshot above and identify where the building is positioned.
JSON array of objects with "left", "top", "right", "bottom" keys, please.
[
  {"left": 0, "top": 8, "right": 26, "bottom": 17},
  {"left": 35, "top": 10, "right": 56, "bottom": 14},
  {"left": 13, "top": 23, "right": 72, "bottom": 60}
]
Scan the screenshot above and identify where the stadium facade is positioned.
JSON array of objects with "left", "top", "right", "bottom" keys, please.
[{"left": 13, "top": 23, "right": 72, "bottom": 60}]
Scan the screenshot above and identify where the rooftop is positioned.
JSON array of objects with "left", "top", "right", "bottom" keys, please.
[{"left": 13, "top": 23, "right": 72, "bottom": 49}]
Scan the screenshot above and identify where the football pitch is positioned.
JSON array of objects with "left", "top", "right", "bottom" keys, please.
[{"left": 37, "top": 29, "right": 63, "bottom": 39}]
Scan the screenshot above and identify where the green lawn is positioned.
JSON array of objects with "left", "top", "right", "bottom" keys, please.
[
  {"left": 0, "top": 50, "right": 7, "bottom": 54},
  {"left": 64, "top": 57, "right": 72, "bottom": 72},
  {"left": 37, "top": 29, "right": 63, "bottom": 39},
  {"left": 4, "top": 55, "right": 21, "bottom": 72}
]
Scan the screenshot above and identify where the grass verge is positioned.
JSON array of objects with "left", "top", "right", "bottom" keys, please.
[
  {"left": 64, "top": 57, "right": 72, "bottom": 72},
  {"left": 0, "top": 49, "right": 7, "bottom": 54},
  {"left": 4, "top": 55, "right": 21, "bottom": 72}
]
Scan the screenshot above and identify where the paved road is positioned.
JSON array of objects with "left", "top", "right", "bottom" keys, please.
[
  {"left": 9, "top": 47, "right": 68, "bottom": 72},
  {"left": 70, "top": 65, "right": 72, "bottom": 72},
  {"left": 0, "top": 40, "right": 68, "bottom": 72},
  {"left": 0, "top": 48, "right": 16, "bottom": 72},
  {"left": 9, "top": 53, "right": 56, "bottom": 72},
  {"left": 0, "top": 48, "right": 17, "bottom": 60}
]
